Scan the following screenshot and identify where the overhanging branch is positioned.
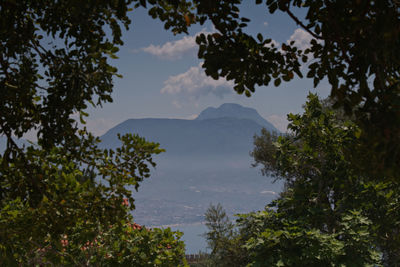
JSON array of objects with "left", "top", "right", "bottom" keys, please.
[{"left": 285, "top": 8, "right": 323, "bottom": 40}]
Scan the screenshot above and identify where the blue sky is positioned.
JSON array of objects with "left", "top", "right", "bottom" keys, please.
[{"left": 84, "top": 3, "right": 330, "bottom": 135}]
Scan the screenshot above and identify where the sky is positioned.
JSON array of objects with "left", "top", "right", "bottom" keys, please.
[{"left": 84, "top": 2, "right": 331, "bottom": 135}]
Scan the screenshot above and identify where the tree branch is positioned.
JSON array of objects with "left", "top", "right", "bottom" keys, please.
[{"left": 285, "top": 8, "right": 323, "bottom": 40}]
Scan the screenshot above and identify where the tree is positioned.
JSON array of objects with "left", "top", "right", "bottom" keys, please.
[
  {"left": 0, "top": 0, "right": 192, "bottom": 150},
  {"left": 247, "top": 94, "right": 400, "bottom": 266},
  {"left": 195, "top": 96, "right": 398, "bottom": 266},
  {"left": 195, "top": 96, "right": 396, "bottom": 266},
  {"left": 203, "top": 203, "right": 248, "bottom": 267},
  {"left": 0, "top": 0, "right": 192, "bottom": 264},
  {"left": 237, "top": 209, "right": 382, "bottom": 266},
  {"left": 154, "top": 0, "right": 400, "bottom": 180}
]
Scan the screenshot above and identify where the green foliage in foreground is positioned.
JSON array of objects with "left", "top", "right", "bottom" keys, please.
[
  {"left": 0, "top": 133, "right": 187, "bottom": 265},
  {"left": 238, "top": 210, "right": 381, "bottom": 267},
  {"left": 250, "top": 95, "right": 400, "bottom": 266},
  {"left": 201, "top": 95, "right": 400, "bottom": 266},
  {"left": 0, "top": 1, "right": 193, "bottom": 265},
  {"left": 4, "top": 221, "right": 186, "bottom": 266}
]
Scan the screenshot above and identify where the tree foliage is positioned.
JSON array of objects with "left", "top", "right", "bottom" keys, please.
[
  {"left": 0, "top": 0, "right": 193, "bottom": 149},
  {"left": 202, "top": 203, "right": 247, "bottom": 267},
  {"left": 238, "top": 209, "right": 381, "bottom": 267},
  {"left": 152, "top": 0, "right": 400, "bottom": 180},
  {"left": 200, "top": 96, "right": 399, "bottom": 266},
  {"left": 0, "top": 0, "right": 192, "bottom": 264},
  {"left": 248, "top": 94, "right": 400, "bottom": 266},
  {"left": 2, "top": 0, "right": 399, "bottom": 264}
]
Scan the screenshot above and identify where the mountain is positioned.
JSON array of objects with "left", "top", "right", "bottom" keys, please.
[
  {"left": 101, "top": 103, "right": 279, "bottom": 156},
  {"left": 100, "top": 103, "right": 282, "bottom": 230},
  {"left": 196, "top": 103, "right": 278, "bottom": 132},
  {"left": 101, "top": 117, "right": 265, "bottom": 157}
]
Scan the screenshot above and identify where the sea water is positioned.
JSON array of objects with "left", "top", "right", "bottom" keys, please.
[{"left": 168, "top": 224, "right": 209, "bottom": 254}]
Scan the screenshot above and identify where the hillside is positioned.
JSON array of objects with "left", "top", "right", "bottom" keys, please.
[
  {"left": 102, "top": 117, "right": 265, "bottom": 156},
  {"left": 196, "top": 103, "right": 277, "bottom": 132}
]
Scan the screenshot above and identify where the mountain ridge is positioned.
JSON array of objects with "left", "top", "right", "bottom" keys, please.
[
  {"left": 100, "top": 116, "right": 265, "bottom": 156},
  {"left": 195, "top": 103, "right": 278, "bottom": 132},
  {"left": 100, "top": 103, "right": 279, "bottom": 157}
]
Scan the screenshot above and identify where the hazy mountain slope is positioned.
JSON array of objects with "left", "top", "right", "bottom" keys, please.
[
  {"left": 196, "top": 103, "right": 278, "bottom": 132},
  {"left": 100, "top": 117, "right": 264, "bottom": 156}
]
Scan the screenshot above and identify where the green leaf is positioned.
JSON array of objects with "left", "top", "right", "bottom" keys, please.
[{"left": 257, "top": 33, "right": 263, "bottom": 42}]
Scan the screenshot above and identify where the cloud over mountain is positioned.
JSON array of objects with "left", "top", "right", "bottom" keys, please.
[{"left": 161, "top": 62, "right": 234, "bottom": 99}]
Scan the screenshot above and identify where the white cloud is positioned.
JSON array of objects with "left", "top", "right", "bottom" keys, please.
[
  {"left": 287, "top": 28, "right": 313, "bottom": 51},
  {"left": 260, "top": 190, "right": 277, "bottom": 195},
  {"left": 141, "top": 28, "right": 313, "bottom": 61},
  {"left": 266, "top": 114, "right": 289, "bottom": 133},
  {"left": 161, "top": 62, "right": 234, "bottom": 99},
  {"left": 142, "top": 35, "right": 196, "bottom": 60},
  {"left": 141, "top": 30, "right": 211, "bottom": 60}
]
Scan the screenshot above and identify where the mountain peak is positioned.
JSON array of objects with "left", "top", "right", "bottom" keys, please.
[
  {"left": 219, "top": 103, "right": 243, "bottom": 108},
  {"left": 196, "top": 103, "right": 279, "bottom": 132}
]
